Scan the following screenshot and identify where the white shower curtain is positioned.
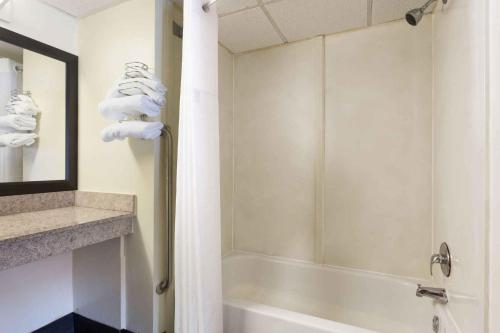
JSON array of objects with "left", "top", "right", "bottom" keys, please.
[
  {"left": 174, "top": 0, "right": 222, "bottom": 332},
  {"left": 0, "top": 58, "right": 23, "bottom": 182}
]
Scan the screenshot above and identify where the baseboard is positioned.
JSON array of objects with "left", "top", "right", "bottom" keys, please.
[{"left": 32, "top": 313, "right": 134, "bottom": 333}]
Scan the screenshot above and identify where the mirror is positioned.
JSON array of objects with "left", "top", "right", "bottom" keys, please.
[{"left": 0, "top": 28, "right": 77, "bottom": 196}]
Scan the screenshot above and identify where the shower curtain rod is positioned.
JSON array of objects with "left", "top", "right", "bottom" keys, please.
[{"left": 202, "top": 0, "right": 219, "bottom": 12}]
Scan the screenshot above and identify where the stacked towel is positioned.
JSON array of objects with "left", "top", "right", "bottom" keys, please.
[
  {"left": 107, "top": 81, "right": 166, "bottom": 106},
  {"left": 0, "top": 94, "right": 40, "bottom": 147},
  {"left": 6, "top": 100, "right": 41, "bottom": 116},
  {"left": 125, "top": 67, "right": 156, "bottom": 80},
  {"left": 0, "top": 114, "right": 37, "bottom": 131},
  {"left": 100, "top": 66, "right": 167, "bottom": 142},
  {"left": 99, "top": 68, "right": 166, "bottom": 121},
  {"left": 5, "top": 94, "right": 41, "bottom": 116},
  {"left": 0, "top": 133, "right": 38, "bottom": 147},
  {"left": 101, "top": 121, "right": 164, "bottom": 142},
  {"left": 120, "top": 77, "right": 166, "bottom": 93},
  {"left": 99, "top": 95, "right": 161, "bottom": 121}
]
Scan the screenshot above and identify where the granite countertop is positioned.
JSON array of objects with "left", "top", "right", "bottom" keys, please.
[
  {"left": 0, "top": 206, "right": 133, "bottom": 243},
  {"left": 0, "top": 191, "right": 135, "bottom": 271}
]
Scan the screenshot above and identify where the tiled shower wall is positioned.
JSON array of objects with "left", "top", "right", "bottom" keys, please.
[{"left": 219, "top": 17, "right": 432, "bottom": 279}]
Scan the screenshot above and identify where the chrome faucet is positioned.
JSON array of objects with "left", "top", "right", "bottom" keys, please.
[{"left": 416, "top": 284, "right": 448, "bottom": 304}]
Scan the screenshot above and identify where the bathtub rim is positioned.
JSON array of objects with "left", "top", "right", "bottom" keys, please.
[{"left": 224, "top": 298, "right": 378, "bottom": 333}]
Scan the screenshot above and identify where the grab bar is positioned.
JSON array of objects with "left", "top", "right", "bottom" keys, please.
[{"left": 156, "top": 124, "right": 174, "bottom": 295}]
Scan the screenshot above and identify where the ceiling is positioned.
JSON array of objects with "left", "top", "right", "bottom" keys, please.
[
  {"left": 38, "top": 0, "right": 434, "bottom": 54},
  {"left": 218, "top": 0, "right": 435, "bottom": 54},
  {"left": 39, "top": 0, "right": 129, "bottom": 17}
]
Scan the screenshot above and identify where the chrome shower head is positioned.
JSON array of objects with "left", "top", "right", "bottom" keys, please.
[
  {"left": 405, "top": 8, "right": 424, "bottom": 26},
  {"left": 405, "top": 0, "right": 446, "bottom": 26}
]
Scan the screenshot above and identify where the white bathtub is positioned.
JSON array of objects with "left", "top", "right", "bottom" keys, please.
[{"left": 223, "top": 253, "right": 459, "bottom": 333}]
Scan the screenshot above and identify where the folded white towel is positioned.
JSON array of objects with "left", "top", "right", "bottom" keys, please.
[
  {"left": 107, "top": 82, "right": 166, "bottom": 107},
  {"left": 0, "top": 114, "right": 36, "bottom": 131},
  {"left": 125, "top": 67, "right": 156, "bottom": 80},
  {"left": 99, "top": 95, "right": 161, "bottom": 121},
  {"left": 0, "top": 133, "right": 38, "bottom": 147},
  {"left": 120, "top": 78, "right": 166, "bottom": 94},
  {"left": 101, "top": 121, "right": 164, "bottom": 142},
  {"left": 5, "top": 100, "right": 41, "bottom": 116},
  {"left": 17, "top": 94, "right": 33, "bottom": 102}
]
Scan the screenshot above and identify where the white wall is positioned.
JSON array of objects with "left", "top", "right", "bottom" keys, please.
[
  {"left": 489, "top": 0, "right": 500, "bottom": 331},
  {"left": 432, "top": 0, "right": 487, "bottom": 331},
  {"left": 0, "top": 2, "right": 77, "bottom": 332},
  {"left": 233, "top": 38, "right": 323, "bottom": 262},
  {"left": 73, "top": 239, "right": 122, "bottom": 328},
  {"left": 0, "top": 255, "right": 73, "bottom": 333},
  {"left": 77, "top": 0, "right": 157, "bottom": 331},
  {"left": 223, "top": 19, "right": 433, "bottom": 279},
  {"left": 324, "top": 18, "right": 432, "bottom": 279}
]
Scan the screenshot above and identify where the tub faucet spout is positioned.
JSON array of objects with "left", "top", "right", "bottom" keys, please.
[{"left": 416, "top": 284, "right": 448, "bottom": 304}]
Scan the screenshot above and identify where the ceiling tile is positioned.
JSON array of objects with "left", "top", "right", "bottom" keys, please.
[
  {"left": 372, "top": 0, "right": 436, "bottom": 25},
  {"left": 219, "top": 7, "right": 282, "bottom": 53},
  {"left": 265, "top": 0, "right": 368, "bottom": 43},
  {"left": 40, "top": 0, "right": 129, "bottom": 17},
  {"left": 216, "top": 0, "right": 258, "bottom": 16}
]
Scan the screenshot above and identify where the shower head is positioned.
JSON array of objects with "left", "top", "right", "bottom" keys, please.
[
  {"left": 405, "top": 8, "right": 424, "bottom": 26},
  {"left": 405, "top": 0, "right": 447, "bottom": 26}
]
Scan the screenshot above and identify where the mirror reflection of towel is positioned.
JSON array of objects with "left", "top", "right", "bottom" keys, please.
[
  {"left": 0, "top": 114, "right": 36, "bottom": 131},
  {"left": 6, "top": 100, "right": 41, "bottom": 116},
  {"left": 0, "top": 133, "right": 38, "bottom": 147}
]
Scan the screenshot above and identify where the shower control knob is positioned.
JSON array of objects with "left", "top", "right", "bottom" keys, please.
[{"left": 430, "top": 242, "right": 451, "bottom": 277}]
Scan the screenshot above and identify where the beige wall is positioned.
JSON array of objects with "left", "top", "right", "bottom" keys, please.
[
  {"left": 221, "top": 19, "right": 433, "bottom": 279},
  {"left": 433, "top": 0, "right": 487, "bottom": 332},
  {"left": 233, "top": 38, "right": 323, "bottom": 261},
  {"left": 219, "top": 45, "right": 234, "bottom": 256},
  {"left": 155, "top": 1, "right": 182, "bottom": 332},
  {"left": 77, "top": 0, "right": 156, "bottom": 331},
  {"left": 324, "top": 19, "right": 432, "bottom": 278},
  {"left": 23, "top": 49, "right": 66, "bottom": 181},
  {"left": 490, "top": 0, "right": 500, "bottom": 331}
]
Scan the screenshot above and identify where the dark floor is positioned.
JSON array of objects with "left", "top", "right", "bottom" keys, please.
[{"left": 32, "top": 313, "right": 134, "bottom": 333}]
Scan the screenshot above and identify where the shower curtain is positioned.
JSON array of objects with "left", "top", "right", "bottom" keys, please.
[
  {"left": 0, "top": 58, "right": 23, "bottom": 182},
  {"left": 174, "top": 0, "right": 222, "bottom": 332}
]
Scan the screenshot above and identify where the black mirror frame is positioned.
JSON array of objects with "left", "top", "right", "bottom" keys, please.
[{"left": 0, "top": 27, "right": 78, "bottom": 196}]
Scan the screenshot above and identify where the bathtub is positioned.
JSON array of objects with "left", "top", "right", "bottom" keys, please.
[{"left": 223, "top": 253, "right": 459, "bottom": 333}]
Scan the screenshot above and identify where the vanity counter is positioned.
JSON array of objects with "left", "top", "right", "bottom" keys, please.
[{"left": 0, "top": 191, "right": 135, "bottom": 271}]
